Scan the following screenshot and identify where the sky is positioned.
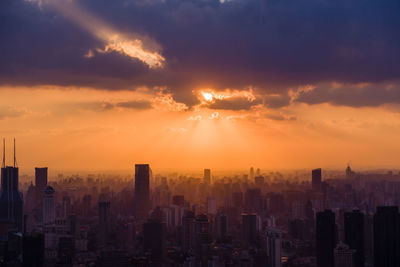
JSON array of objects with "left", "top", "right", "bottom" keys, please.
[{"left": 1, "top": 0, "right": 400, "bottom": 172}]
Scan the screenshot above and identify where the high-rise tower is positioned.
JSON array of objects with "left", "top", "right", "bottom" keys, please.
[
  {"left": 312, "top": 168, "right": 322, "bottom": 191},
  {"left": 316, "top": 209, "right": 336, "bottom": 267},
  {"left": 134, "top": 164, "right": 151, "bottom": 221},
  {"left": 0, "top": 139, "right": 23, "bottom": 231},
  {"left": 203, "top": 169, "right": 211, "bottom": 184}
]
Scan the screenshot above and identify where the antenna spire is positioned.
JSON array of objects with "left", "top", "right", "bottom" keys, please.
[
  {"left": 13, "top": 138, "right": 17, "bottom": 168},
  {"left": 2, "top": 138, "right": 4, "bottom": 168}
]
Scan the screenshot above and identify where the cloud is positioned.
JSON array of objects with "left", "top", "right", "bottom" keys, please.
[
  {"left": 293, "top": 83, "right": 400, "bottom": 107},
  {"left": 0, "top": 107, "right": 27, "bottom": 120},
  {"left": 1, "top": 0, "right": 400, "bottom": 108},
  {"left": 116, "top": 100, "right": 152, "bottom": 109},
  {"left": 26, "top": 0, "right": 165, "bottom": 68}
]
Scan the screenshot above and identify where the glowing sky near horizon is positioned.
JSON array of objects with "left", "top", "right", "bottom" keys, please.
[{"left": 2, "top": 0, "right": 400, "bottom": 172}]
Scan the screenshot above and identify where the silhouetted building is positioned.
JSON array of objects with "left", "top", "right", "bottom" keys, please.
[
  {"left": 245, "top": 188, "right": 261, "bottom": 213},
  {"left": 316, "top": 209, "right": 336, "bottom": 267},
  {"left": 266, "top": 228, "right": 282, "bottom": 267},
  {"left": 98, "top": 201, "right": 111, "bottom": 247},
  {"left": 344, "top": 210, "right": 364, "bottom": 267},
  {"left": 194, "top": 214, "right": 211, "bottom": 262},
  {"left": 143, "top": 218, "right": 166, "bottom": 264},
  {"left": 215, "top": 212, "right": 227, "bottom": 241},
  {"left": 82, "top": 194, "right": 91, "bottom": 216},
  {"left": 0, "top": 164, "right": 23, "bottom": 231},
  {"left": 204, "top": 169, "right": 211, "bottom": 184},
  {"left": 312, "top": 168, "right": 322, "bottom": 191},
  {"left": 374, "top": 206, "right": 400, "bottom": 267},
  {"left": 182, "top": 210, "right": 195, "bottom": 252},
  {"left": 58, "top": 236, "right": 74, "bottom": 265},
  {"left": 135, "top": 164, "right": 151, "bottom": 220},
  {"left": 35, "top": 167, "right": 47, "bottom": 192},
  {"left": 42, "top": 186, "right": 55, "bottom": 225},
  {"left": 242, "top": 213, "right": 257, "bottom": 248},
  {"left": 23, "top": 232, "right": 44, "bottom": 267},
  {"left": 172, "top": 195, "right": 184, "bottom": 207}
]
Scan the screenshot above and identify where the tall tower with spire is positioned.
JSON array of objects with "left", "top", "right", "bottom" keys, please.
[{"left": 0, "top": 138, "right": 24, "bottom": 231}]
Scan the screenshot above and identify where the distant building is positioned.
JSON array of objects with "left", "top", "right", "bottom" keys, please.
[
  {"left": 312, "top": 168, "right": 322, "bottom": 191},
  {"left": 334, "top": 242, "right": 355, "bottom": 267},
  {"left": 374, "top": 206, "right": 400, "bottom": 267},
  {"left": 194, "top": 214, "right": 211, "bottom": 261},
  {"left": 215, "top": 212, "right": 227, "bottom": 241},
  {"left": 172, "top": 195, "right": 184, "bottom": 207},
  {"left": 182, "top": 210, "right": 195, "bottom": 252},
  {"left": 266, "top": 228, "right": 282, "bottom": 267},
  {"left": 204, "top": 169, "right": 211, "bottom": 184},
  {"left": 316, "top": 209, "right": 336, "bottom": 267},
  {"left": 249, "top": 167, "right": 255, "bottom": 180},
  {"left": 98, "top": 201, "right": 111, "bottom": 247},
  {"left": 42, "top": 186, "right": 55, "bottom": 225},
  {"left": 207, "top": 196, "right": 217, "bottom": 215},
  {"left": 35, "top": 167, "right": 48, "bottom": 192},
  {"left": 134, "top": 164, "right": 151, "bottom": 221},
  {"left": 346, "top": 165, "right": 356, "bottom": 179},
  {"left": 143, "top": 218, "right": 166, "bottom": 263},
  {"left": 242, "top": 213, "right": 257, "bottom": 248}
]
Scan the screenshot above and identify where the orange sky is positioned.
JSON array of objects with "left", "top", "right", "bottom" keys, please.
[{"left": 1, "top": 86, "right": 400, "bottom": 174}]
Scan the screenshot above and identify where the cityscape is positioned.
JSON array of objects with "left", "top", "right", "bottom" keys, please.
[
  {"left": 2, "top": 0, "right": 400, "bottom": 266},
  {"left": 0, "top": 139, "right": 400, "bottom": 266}
]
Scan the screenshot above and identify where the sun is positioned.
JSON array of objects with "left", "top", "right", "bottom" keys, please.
[{"left": 201, "top": 92, "right": 214, "bottom": 102}]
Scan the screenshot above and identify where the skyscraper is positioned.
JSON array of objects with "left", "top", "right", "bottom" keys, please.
[
  {"left": 215, "top": 212, "right": 228, "bottom": 242},
  {"left": 242, "top": 213, "right": 258, "bottom": 248},
  {"left": 134, "top": 164, "right": 151, "bottom": 221},
  {"left": 316, "top": 209, "right": 336, "bottom": 267},
  {"left": 374, "top": 206, "right": 400, "bottom": 267},
  {"left": 143, "top": 218, "right": 166, "bottom": 263},
  {"left": 182, "top": 210, "right": 195, "bottom": 252},
  {"left": 0, "top": 139, "right": 23, "bottom": 231},
  {"left": 35, "top": 167, "right": 47, "bottom": 192},
  {"left": 204, "top": 169, "right": 211, "bottom": 184},
  {"left": 312, "top": 168, "right": 322, "bottom": 191},
  {"left": 98, "top": 201, "right": 111, "bottom": 247},
  {"left": 42, "top": 186, "right": 55, "bottom": 225},
  {"left": 266, "top": 228, "right": 282, "bottom": 267},
  {"left": 344, "top": 210, "right": 364, "bottom": 267}
]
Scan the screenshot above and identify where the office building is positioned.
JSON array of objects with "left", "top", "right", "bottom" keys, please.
[
  {"left": 242, "top": 213, "right": 257, "bottom": 248},
  {"left": 135, "top": 164, "right": 151, "bottom": 221},
  {"left": 374, "top": 206, "right": 400, "bottom": 267},
  {"left": 42, "top": 186, "right": 55, "bottom": 225},
  {"left": 312, "top": 168, "right": 322, "bottom": 191},
  {"left": 204, "top": 169, "right": 211, "bottom": 184},
  {"left": 316, "top": 209, "right": 336, "bottom": 267},
  {"left": 344, "top": 210, "right": 364, "bottom": 267}
]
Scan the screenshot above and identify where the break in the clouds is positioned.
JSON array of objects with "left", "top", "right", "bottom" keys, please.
[{"left": 1, "top": 0, "right": 400, "bottom": 108}]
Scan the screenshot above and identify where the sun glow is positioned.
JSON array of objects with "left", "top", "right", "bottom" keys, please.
[{"left": 201, "top": 92, "right": 214, "bottom": 102}]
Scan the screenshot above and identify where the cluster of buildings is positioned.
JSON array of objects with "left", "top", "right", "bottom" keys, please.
[{"left": 1, "top": 142, "right": 400, "bottom": 266}]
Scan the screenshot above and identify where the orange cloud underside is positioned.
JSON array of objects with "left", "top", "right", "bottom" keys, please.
[{"left": 1, "top": 86, "right": 400, "bottom": 173}]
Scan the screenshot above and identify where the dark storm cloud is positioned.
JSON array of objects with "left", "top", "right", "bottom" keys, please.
[
  {"left": 294, "top": 83, "right": 400, "bottom": 108},
  {"left": 1, "top": 0, "right": 400, "bottom": 107}
]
